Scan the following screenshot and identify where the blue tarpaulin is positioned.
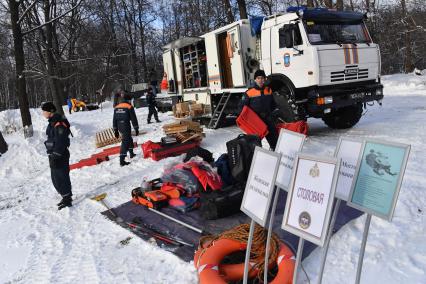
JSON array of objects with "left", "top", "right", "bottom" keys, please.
[
  {"left": 103, "top": 190, "right": 363, "bottom": 262},
  {"left": 250, "top": 16, "right": 264, "bottom": 36}
]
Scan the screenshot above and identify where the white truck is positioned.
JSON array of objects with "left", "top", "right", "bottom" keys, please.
[{"left": 162, "top": 7, "right": 384, "bottom": 129}]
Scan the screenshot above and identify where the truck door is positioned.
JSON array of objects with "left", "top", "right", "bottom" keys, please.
[
  {"left": 270, "top": 22, "right": 308, "bottom": 88},
  {"left": 227, "top": 26, "right": 245, "bottom": 87},
  {"left": 162, "top": 50, "right": 176, "bottom": 93}
]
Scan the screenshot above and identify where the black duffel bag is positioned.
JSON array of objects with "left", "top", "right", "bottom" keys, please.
[
  {"left": 199, "top": 183, "right": 245, "bottom": 220},
  {"left": 226, "top": 134, "right": 261, "bottom": 183}
]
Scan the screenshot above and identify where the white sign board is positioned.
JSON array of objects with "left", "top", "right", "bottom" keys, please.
[
  {"left": 281, "top": 154, "right": 339, "bottom": 246},
  {"left": 275, "top": 129, "right": 306, "bottom": 190},
  {"left": 334, "top": 138, "right": 363, "bottom": 201},
  {"left": 241, "top": 147, "right": 281, "bottom": 227}
]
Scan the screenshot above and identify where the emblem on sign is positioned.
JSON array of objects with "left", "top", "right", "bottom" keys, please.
[
  {"left": 299, "top": 211, "right": 311, "bottom": 229},
  {"left": 309, "top": 163, "right": 320, "bottom": 178}
]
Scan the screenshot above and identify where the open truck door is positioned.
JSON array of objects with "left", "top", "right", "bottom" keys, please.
[
  {"left": 162, "top": 49, "right": 177, "bottom": 93},
  {"left": 227, "top": 26, "right": 245, "bottom": 87}
]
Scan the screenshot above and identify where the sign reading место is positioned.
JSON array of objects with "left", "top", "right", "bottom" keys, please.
[
  {"left": 334, "top": 138, "right": 363, "bottom": 201},
  {"left": 241, "top": 147, "right": 281, "bottom": 227},
  {"left": 275, "top": 129, "right": 306, "bottom": 190},
  {"left": 281, "top": 153, "right": 339, "bottom": 246}
]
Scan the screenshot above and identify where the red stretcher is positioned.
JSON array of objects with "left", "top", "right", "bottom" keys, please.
[
  {"left": 69, "top": 142, "right": 138, "bottom": 170},
  {"left": 236, "top": 106, "right": 269, "bottom": 139},
  {"left": 142, "top": 140, "right": 200, "bottom": 161}
]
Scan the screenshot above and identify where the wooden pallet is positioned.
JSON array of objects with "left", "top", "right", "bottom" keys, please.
[{"left": 95, "top": 128, "right": 121, "bottom": 148}]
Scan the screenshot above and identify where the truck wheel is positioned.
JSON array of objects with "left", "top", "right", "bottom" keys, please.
[
  {"left": 322, "top": 104, "right": 363, "bottom": 129},
  {"left": 272, "top": 84, "right": 299, "bottom": 123}
]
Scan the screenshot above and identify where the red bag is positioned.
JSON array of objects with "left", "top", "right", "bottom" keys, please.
[
  {"left": 276, "top": 121, "right": 309, "bottom": 135},
  {"left": 236, "top": 106, "right": 269, "bottom": 139},
  {"left": 141, "top": 140, "right": 162, "bottom": 158},
  {"left": 190, "top": 163, "right": 223, "bottom": 191}
]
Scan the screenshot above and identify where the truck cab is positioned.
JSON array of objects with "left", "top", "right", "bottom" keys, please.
[{"left": 261, "top": 7, "right": 383, "bottom": 128}]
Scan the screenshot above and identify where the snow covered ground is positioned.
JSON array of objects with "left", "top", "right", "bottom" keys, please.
[{"left": 0, "top": 73, "right": 425, "bottom": 283}]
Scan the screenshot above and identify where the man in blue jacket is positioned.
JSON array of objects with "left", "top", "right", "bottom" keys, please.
[
  {"left": 42, "top": 102, "right": 73, "bottom": 210},
  {"left": 241, "top": 69, "right": 278, "bottom": 150},
  {"left": 146, "top": 87, "right": 160, "bottom": 124},
  {"left": 113, "top": 93, "right": 139, "bottom": 166}
]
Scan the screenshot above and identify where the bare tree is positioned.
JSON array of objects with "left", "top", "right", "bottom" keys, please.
[
  {"left": 222, "top": 0, "right": 234, "bottom": 23},
  {"left": 8, "top": 0, "right": 33, "bottom": 137},
  {"left": 237, "top": 0, "right": 248, "bottom": 19}
]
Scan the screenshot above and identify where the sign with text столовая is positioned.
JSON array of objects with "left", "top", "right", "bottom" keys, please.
[
  {"left": 348, "top": 140, "right": 410, "bottom": 221},
  {"left": 241, "top": 147, "right": 281, "bottom": 227},
  {"left": 282, "top": 154, "right": 339, "bottom": 246}
]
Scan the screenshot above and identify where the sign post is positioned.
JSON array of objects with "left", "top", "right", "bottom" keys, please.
[
  {"left": 263, "top": 129, "right": 306, "bottom": 283},
  {"left": 347, "top": 139, "right": 410, "bottom": 283},
  {"left": 240, "top": 147, "right": 281, "bottom": 284},
  {"left": 281, "top": 153, "right": 340, "bottom": 283},
  {"left": 318, "top": 137, "right": 363, "bottom": 284}
]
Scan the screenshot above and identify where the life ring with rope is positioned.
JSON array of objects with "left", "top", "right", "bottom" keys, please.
[{"left": 194, "top": 237, "right": 295, "bottom": 283}]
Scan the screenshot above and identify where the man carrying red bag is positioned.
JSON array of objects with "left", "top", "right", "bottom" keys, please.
[{"left": 240, "top": 69, "right": 278, "bottom": 150}]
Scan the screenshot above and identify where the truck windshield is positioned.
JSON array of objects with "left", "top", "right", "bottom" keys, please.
[{"left": 303, "top": 21, "right": 370, "bottom": 45}]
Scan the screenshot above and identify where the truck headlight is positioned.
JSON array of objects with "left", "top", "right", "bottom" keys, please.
[
  {"left": 376, "top": 88, "right": 383, "bottom": 96},
  {"left": 324, "top": 96, "right": 333, "bottom": 104},
  {"left": 316, "top": 96, "right": 333, "bottom": 105}
]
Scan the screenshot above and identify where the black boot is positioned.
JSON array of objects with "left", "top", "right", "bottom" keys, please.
[
  {"left": 120, "top": 156, "right": 130, "bottom": 166},
  {"left": 129, "top": 149, "right": 136, "bottom": 159},
  {"left": 58, "top": 196, "right": 72, "bottom": 210},
  {"left": 147, "top": 121, "right": 152, "bottom": 124}
]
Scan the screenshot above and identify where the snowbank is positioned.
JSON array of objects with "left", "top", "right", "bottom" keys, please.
[{"left": 0, "top": 73, "right": 425, "bottom": 283}]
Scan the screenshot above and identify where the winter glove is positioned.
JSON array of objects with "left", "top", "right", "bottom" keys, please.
[
  {"left": 114, "top": 129, "right": 119, "bottom": 138},
  {"left": 135, "top": 129, "right": 139, "bottom": 136}
]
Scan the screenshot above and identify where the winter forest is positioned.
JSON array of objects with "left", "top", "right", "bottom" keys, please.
[{"left": 0, "top": 0, "right": 425, "bottom": 134}]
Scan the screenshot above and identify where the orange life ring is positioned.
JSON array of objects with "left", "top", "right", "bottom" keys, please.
[
  {"left": 194, "top": 238, "right": 295, "bottom": 283},
  {"left": 270, "top": 243, "right": 295, "bottom": 284}
]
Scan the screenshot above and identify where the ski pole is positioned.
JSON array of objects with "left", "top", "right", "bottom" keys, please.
[{"left": 147, "top": 207, "right": 203, "bottom": 234}]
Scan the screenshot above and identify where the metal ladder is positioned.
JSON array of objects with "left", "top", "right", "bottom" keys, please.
[{"left": 208, "top": 92, "right": 231, "bottom": 129}]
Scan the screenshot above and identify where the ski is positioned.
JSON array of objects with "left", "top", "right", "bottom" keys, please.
[{"left": 126, "top": 222, "right": 182, "bottom": 246}]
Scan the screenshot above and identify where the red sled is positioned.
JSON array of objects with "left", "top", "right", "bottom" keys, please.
[
  {"left": 142, "top": 140, "right": 200, "bottom": 161},
  {"left": 276, "top": 121, "right": 309, "bottom": 135},
  {"left": 236, "top": 106, "right": 269, "bottom": 139},
  {"left": 142, "top": 140, "right": 162, "bottom": 158}
]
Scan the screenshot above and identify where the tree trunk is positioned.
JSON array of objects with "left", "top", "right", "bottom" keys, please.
[
  {"left": 43, "top": 0, "right": 64, "bottom": 115},
  {"left": 9, "top": 0, "right": 33, "bottom": 138},
  {"left": 324, "top": 0, "right": 333, "bottom": 8},
  {"left": 222, "top": 0, "right": 234, "bottom": 24},
  {"left": 401, "top": 0, "right": 414, "bottom": 73},
  {"left": 336, "top": 0, "right": 343, "bottom": 10},
  {"left": 237, "top": 0, "right": 248, "bottom": 19}
]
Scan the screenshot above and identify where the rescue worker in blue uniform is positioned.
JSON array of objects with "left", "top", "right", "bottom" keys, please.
[
  {"left": 42, "top": 102, "right": 73, "bottom": 210},
  {"left": 113, "top": 93, "right": 139, "bottom": 166},
  {"left": 146, "top": 87, "right": 160, "bottom": 124},
  {"left": 241, "top": 69, "right": 278, "bottom": 150}
]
